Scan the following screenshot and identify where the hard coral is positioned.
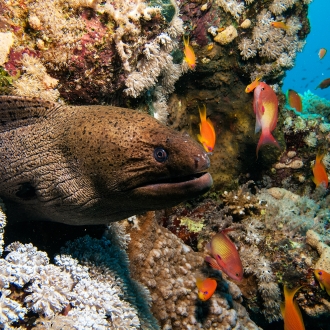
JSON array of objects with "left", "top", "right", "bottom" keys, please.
[
  {"left": 222, "top": 181, "right": 261, "bottom": 216},
  {"left": 126, "top": 212, "right": 259, "bottom": 330}
]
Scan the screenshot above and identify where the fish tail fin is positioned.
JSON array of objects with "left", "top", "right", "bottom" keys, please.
[
  {"left": 256, "top": 129, "right": 280, "bottom": 157},
  {"left": 196, "top": 277, "right": 203, "bottom": 290},
  {"left": 316, "top": 150, "right": 325, "bottom": 163},
  {"left": 197, "top": 133, "right": 205, "bottom": 145},
  {"left": 198, "top": 104, "right": 207, "bottom": 122},
  {"left": 284, "top": 285, "right": 303, "bottom": 301},
  {"left": 205, "top": 255, "right": 222, "bottom": 271},
  {"left": 183, "top": 35, "right": 189, "bottom": 46},
  {"left": 280, "top": 302, "right": 285, "bottom": 318}
]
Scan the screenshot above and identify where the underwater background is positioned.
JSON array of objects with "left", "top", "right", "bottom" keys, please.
[
  {"left": 0, "top": 0, "right": 330, "bottom": 329},
  {"left": 283, "top": 0, "right": 330, "bottom": 100}
]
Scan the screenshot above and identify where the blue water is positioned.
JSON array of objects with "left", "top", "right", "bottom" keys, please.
[{"left": 282, "top": 0, "right": 330, "bottom": 100}]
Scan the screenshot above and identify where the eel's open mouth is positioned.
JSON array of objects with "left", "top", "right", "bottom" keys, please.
[{"left": 131, "top": 172, "right": 213, "bottom": 200}]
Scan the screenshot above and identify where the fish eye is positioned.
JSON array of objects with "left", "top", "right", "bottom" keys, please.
[
  {"left": 318, "top": 271, "right": 322, "bottom": 275},
  {"left": 236, "top": 273, "right": 239, "bottom": 277},
  {"left": 261, "top": 87, "right": 265, "bottom": 91},
  {"left": 154, "top": 147, "right": 168, "bottom": 162}
]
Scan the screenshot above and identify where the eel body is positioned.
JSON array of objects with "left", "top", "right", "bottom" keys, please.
[{"left": 0, "top": 96, "right": 213, "bottom": 225}]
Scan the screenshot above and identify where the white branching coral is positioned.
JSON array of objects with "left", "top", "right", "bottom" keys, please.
[
  {"left": 304, "top": 131, "right": 318, "bottom": 147},
  {"left": 12, "top": 54, "right": 60, "bottom": 102},
  {"left": 240, "top": 245, "right": 282, "bottom": 322},
  {"left": 4, "top": 242, "right": 49, "bottom": 288},
  {"left": 0, "top": 289, "right": 27, "bottom": 328},
  {"left": 34, "top": 309, "right": 109, "bottom": 330},
  {"left": 71, "top": 278, "right": 140, "bottom": 329},
  {"left": 216, "top": 0, "right": 245, "bottom": 19},
  {"left": 25, "top": 264, "right": 74, "bottom": 318},
  {"left": 269, "top": 0, "right": 298, "bottom": 15},
  {"left": 238, "top": 9, "right": 304, "bottom": 81},
  {"left": 0, "top": 203, "right": 6, "bottom": 257},
  {"left": 242, "top": 218, "right": 264, "bottom": 244},
  {"left": 238, "top": 38, "right": 257, "bottom": 60}
]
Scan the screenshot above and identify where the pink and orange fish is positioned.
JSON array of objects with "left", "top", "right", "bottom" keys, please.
[
  {"left": 316, "top": 78, "right": 330, "bottom": 90},
  {"left": 270, "top": 21, "right": 290, "bottom": 30},
  {"left": 287, "top": 89, "right": 302, "bottom": 112},
  {"left": 314, "top": 269, "right": 330, "bottom": 295},
  {"left": 245, "top": 76, "right": 261, "bottom": 93},
  {"left": 205, "top": 228, "right": 243, "bottom": 281},
  {"left": 197, "top": 104, "right": 216, "bottom": 153},
  {"left": 319, "top": 48, "right": 327, "bottom": 60},
  {"left": 253, "top": 82, "right": 280, "bottom": 156},
  {"left": 281, "top": 285, "right": 305, "bottom": 330},
  {"left": 312, "top": 151, "right": 328, "bottom": 188},
  {"left": 183, "top": 35, "right": 196, "bottom": 70},
  {"left": 196, "top": 277, "right": 217, "bottom": 301}
]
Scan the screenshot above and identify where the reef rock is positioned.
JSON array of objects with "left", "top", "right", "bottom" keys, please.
[{"left": 126, "top": 212, "right": 260, "bottom": 330}]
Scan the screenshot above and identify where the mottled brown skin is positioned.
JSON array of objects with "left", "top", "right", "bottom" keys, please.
[{"left": 0, "top": 96, "right": 213, "bottom": 225}]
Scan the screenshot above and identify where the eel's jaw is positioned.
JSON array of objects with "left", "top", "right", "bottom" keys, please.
[{"left": 130, "top": 172, "right": 213, "bottom": 205}]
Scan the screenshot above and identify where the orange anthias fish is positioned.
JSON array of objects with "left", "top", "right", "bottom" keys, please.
[
  {"left": 196, "top": 277, "right": 217, "bottom": 301},
  {"left": 205, "top": 229, "right": 243, "bottom": 281},
  {"left": 197, "top": 104, "right": 216, "bottom": 153},
  {"left": 253, "top": 82, "right": 280, "bottom": 156},
  {"left": 316, "top": 78, "right": 330, "bottom": 90},
  {"left": 183, "top": 35, "right": 196, "bottom": 70},
  {"left": 281, "top": 286, "right": 305, "bottom": 330},
  {"left": 319, "top": 48, "right": 327, "bottom": 60},
  {"left": 270, "top": 21, "right": 289, "bottom": 30},
  {"left": 245, "top": 76, "right": 261, "bottom": 93},
  {"left": 287, "top": 89, "right": 302, "bottom": 112},
  {"left": 314, "top": 269, "right": 330, "bottom": 295},
  {"left": 312, "top": 151, "right": 328, "bottom": 188}
]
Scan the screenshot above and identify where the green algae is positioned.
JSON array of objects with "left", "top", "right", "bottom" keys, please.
[{"left": 180, "top": 217, "right": 204, "bottom": 233}]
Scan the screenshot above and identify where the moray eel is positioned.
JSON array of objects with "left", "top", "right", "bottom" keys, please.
[{"left": 0, "top": 96, "right": 213, "bottom": 225}]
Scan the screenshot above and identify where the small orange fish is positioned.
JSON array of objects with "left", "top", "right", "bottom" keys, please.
[
  {"left": 253, "top": 82, "right": 280, "bottom": 156},
  {"left": 281, "top": 286, "right": 305, "bottom": 330},
  {"left": 314, "top": 269, "right": 330, "bottom": 295},
  {"left": 245, "top": 76, "right": 261, "bottom": 93},
  {"left": 312, "top": 151, "right": 328, "bottom": 188},
  {"left": 183, "top": 35, "right": 196, "bottom": 70},
  {"left": 316, "top": 78, "right": 330, "bottom": 90},
  {"left": 287, "top": 89, "right": 302, "bottom": 112},
  {"left": 197, "top": 104, "right": 216, "bottom": 153},
  {"left": 207, "top": 43, "right": 214, "bottom": 51},
  {"left": 319, "top": 48, "right": 327, "bottom": 60},
  {"left": 196, "top": 277, "right": 217, "bottom": 301},
  {"left": 270, "top": 21, "right": 289, "bottom": 30},
  {"left": 205, "top": 228, "right": 243, "bottom": 281}
]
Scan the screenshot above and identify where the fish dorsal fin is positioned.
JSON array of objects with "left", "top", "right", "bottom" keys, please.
[{"left": 0, "top": 96, "right": 61, "bottom": 133}]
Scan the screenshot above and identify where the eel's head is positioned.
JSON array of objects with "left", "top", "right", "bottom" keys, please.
[{"left": 70, "top": 106, "right": 213, "bottom": 222}]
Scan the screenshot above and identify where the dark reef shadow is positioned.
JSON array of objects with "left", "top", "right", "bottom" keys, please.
[
  {"left": 195, "top": 268, "right": 234, "bottom": 324},
  {"left": 4, "top": 219, "right": 106, "bottom": 259}
]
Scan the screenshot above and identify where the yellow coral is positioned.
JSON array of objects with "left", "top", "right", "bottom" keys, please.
[{"left": 214, "top": 25, "right": 238, "bottom": 45}]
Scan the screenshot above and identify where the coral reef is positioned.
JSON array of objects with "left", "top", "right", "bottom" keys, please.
[
  {"left": 0, "top": 221, "right": 158, "bottom": 329},
  {"left": 270, "top": 90, "right": 330, "bottom": 191},
  {"left": 159, "top": 181, "right": 330, "bottom": 326},
  {"left": 126, "top": 211, "right": 259, "bottom": 330},
  {"left": 0, "top": 203, "right": 263, "bottom": 330},
  {"left": 0, "top": 0, "right": 185, "bottom": 119}
]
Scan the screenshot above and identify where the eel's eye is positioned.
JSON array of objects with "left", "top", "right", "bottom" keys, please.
[{"left": 154, "top": 147, "right": 168, "bottom": 162}]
